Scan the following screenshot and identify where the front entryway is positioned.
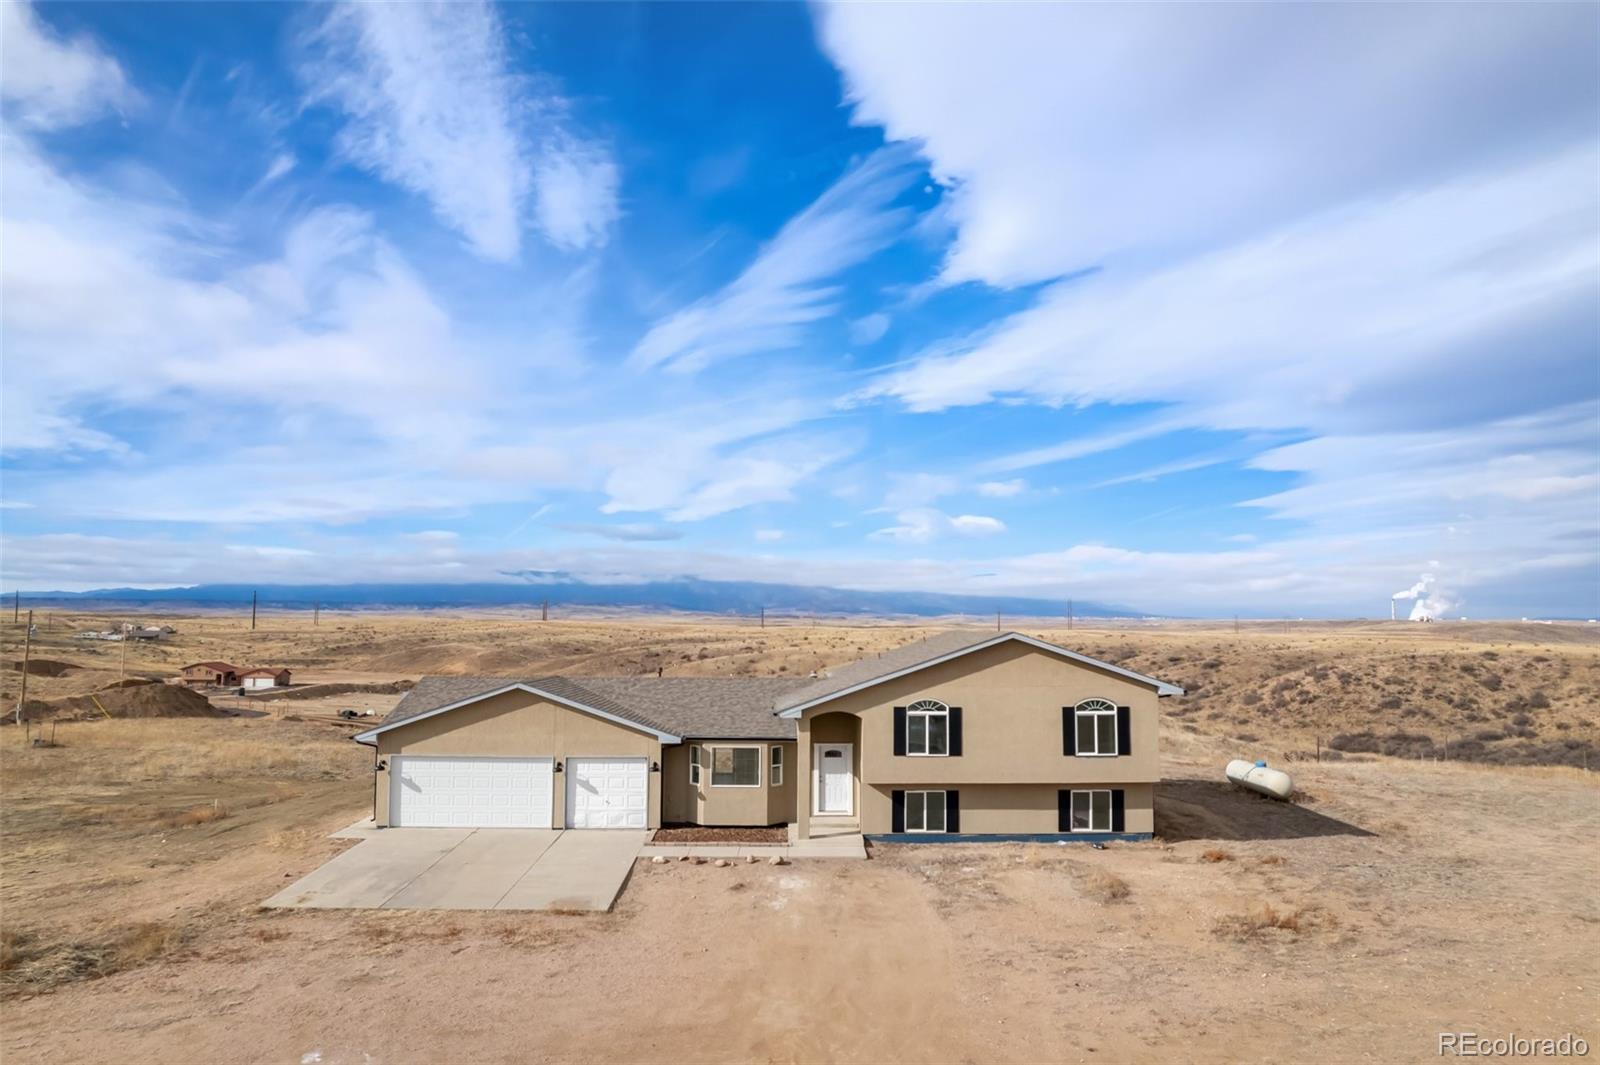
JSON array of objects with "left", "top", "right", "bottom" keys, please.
[
  {"left": 814, "top": 743, "right": 853, "bottom": 816},
  {"left": 566, "top": 757, "right": 649, "bottom": 828},
  {"left": 390, "top": 756, "right": 553, "bottom": 828}
]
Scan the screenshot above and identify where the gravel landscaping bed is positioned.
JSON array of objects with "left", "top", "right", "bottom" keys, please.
[{"left": 652, "top": 826, "right": 789, "bottom": 844}]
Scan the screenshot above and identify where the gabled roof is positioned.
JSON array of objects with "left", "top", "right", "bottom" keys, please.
[
  {"left": 238, "top": 667, "right": 290, "bottom": 677},
  {"left": 353, "top": 676, "right": 688, "bottom": 745},
  {"left": 774, "top": 630, "right": 1183, "bottom": 717},
  {"left": 183, "top": 661, "right": 237, "bottom": 672}
]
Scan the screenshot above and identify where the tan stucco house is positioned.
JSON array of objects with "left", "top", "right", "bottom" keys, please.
[{"left": 353, "top": 630, "right": 1182, "bottom": 841}]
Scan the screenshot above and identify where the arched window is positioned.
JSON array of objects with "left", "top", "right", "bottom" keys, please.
[
  {"left": 1074, "top": 698, "right": 1118, "bottom": 756},
  {"left": 906, "top": 699, "right": 949, "bottom": 756}
]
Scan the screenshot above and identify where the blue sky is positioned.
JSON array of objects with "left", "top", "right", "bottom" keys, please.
[{"left": 2, "top": 1, "right": 1596, "bottom": 617}]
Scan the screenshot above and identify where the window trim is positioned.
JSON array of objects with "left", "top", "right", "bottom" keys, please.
[
  {"left": 689, "top": 745, "right": 701, "bottom": 786},
  {"left": 1069, "top": 789, "right": 1113, "bottom": 832},
  {"left": 905, "top": 699, "right": 951, "bottom": 758},
  {"left": 770, "top": 745, "right": 783, "bottom": 786},
  {"left": 904, "top": 789, "right": 948, "bottom": 833},
  {"left": 709, "top": 744, "right": 762, "bottom": 788},
  {"left": 1073, "top": 698, "right": 1119, "bottom": 757}
]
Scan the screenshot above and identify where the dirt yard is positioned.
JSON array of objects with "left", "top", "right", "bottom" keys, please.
[{"left": 1, "top": 615, "right": 1596, "bottom": 1063}]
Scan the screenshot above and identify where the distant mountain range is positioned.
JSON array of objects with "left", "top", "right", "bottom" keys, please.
[{"left": 11, "top": 577, "right": 1140, "bottom": 619}]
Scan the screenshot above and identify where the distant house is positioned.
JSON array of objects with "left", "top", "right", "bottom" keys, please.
[
  {"left": 240, "top": 668, "right": 292, "bottom": 691},
  {"left": 180, "top": 662, "right": 240, "bottom": 687}
]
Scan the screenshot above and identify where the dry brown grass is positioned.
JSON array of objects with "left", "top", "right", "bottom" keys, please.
[
  {"left": 0, "top": 718, "right": 365, "bottom": 789},
  {"left": 1213, "top": 903, "right": 1335, "bottom": 941},
  {"left": 1080, "top": 869, "right": 1131, "bottom": 903},
  {"left": 0, "top": 922, "right": 182, "bottom": 997},
  {"left": 165, "top": 801, "right": 227, "bottom": 828},
  {"left": 1200, "top": 847, "right": 1235, "bottom": 863}
]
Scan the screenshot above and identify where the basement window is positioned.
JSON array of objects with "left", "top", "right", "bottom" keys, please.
[
  {"left": 711, "top": 746, "right": 761, "bottom": 788},
  {"left": 1070, "top": 789, "right": 1112, "bottom": 832},
  {"left": 905, "top": 790, "right": 947, "bottom": 833}
]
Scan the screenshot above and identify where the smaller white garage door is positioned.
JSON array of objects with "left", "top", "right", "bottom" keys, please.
[
  {"left": 391, "top": 756, "right": 553, "bottom": 828},
  {"left": 566, "top": 758, "right": 649, "bottom": 829}
]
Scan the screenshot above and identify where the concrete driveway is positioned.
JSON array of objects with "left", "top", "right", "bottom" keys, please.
[{"left": 264, "top": 829, "right": 648, "bottom": 912}]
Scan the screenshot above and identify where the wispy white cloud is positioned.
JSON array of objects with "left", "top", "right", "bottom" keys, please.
[
  {"left": 557, "top": 522, "right": 685, "bottom": 543},
  {"left": 296, "top": 0, "right": 617, "bottom": 261},
  {"left": 0, "top": 1, "right": 137, "bottom": 130},
  {"left": 755, "top": 529, "right": 785, "bottom": 543},
  {"left": 871, "top": 508, "right": 1006, "bottom": 544},
  {"left": 976, "top": 478, "right": 1025, "bottom": 498},
  {"left": 629, "top": 145, "right": 921, "bottom": 373}
]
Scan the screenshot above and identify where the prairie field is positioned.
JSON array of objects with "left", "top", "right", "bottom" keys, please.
[{"left": 1, "top": 612, "right": 1596, "bottom": 1063}]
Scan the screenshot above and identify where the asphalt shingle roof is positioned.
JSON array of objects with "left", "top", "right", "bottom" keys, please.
[{"left": 376, "top": 674, "right": 807, "bottom": 739}]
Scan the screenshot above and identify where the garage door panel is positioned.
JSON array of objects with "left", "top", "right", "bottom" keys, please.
[
  {"left": 566, "top": 757, "right": 648, "bottom": 829},
  {"left": 392, "top": 757, "right": 552, "bottom": 828}
]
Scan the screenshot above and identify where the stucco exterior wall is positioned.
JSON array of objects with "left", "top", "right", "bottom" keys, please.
[
  {"left": 859, "top": 782, "right": 1154, "bottom": 835},
  {"left": 660, "top": 740, "right": 797, "bottom": 826},
  {"left": 372, "top": 689, "right": 662, "bottom": 828},
  {"left": 794, "top": 640, "right": 1165, "bottom": 838}
]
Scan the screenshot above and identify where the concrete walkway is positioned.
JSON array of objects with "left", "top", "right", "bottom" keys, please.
[{"left": 264, "top": 828, "right": 648, "bottom": 912}]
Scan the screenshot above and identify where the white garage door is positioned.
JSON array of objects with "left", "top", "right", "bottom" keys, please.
[
  {"left": 391, "top": 756, "right": 553, "bottom": 828},
  {"left": 566, "top": 758, "right": 649, "bottom": 829}
]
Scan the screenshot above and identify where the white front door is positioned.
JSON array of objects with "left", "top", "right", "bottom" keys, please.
[
  {"left": 566, "top": 757, "right": 649, "bottom": 829},
  {"left": 815, "top": 744, "right": 853, "bottom": 816},
  {"left": 391, "top": 756, "right": 553, "bottom": 828}
]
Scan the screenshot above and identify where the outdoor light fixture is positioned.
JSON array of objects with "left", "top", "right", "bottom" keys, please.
[
  {"left": 650, "top": 761, "right": 661, "bottom": 772},
  {"left": 375, "top": 760, "right": 387, "bottom": 771},
  {"left": 553, "top": 762, "right": 563, "bottom": 773}
]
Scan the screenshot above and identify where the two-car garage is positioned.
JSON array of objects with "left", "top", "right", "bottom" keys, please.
[{"left": 389, "top": 756, "right": 649, "bottom": 829}]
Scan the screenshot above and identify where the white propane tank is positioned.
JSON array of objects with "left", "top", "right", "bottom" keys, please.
[{"left": 1225, "top": 759, "right": 1294, "bottom": 800}]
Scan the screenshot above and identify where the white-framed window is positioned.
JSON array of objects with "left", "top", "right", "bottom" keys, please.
[
  {"left": 689, "top": 745, "right": 701, "bottom": 786},
  {"left": 770, "top": 745, "right": 783, "bottom": 786},
  {"left": 711, "top": 745, "right": 761, "bottom": 788},
  {"left": 905, "top": 790, "right": 947, "bottom": 833},
  {"left": 906, "top": 699, "right": 950, "bottom": 756},
  {"left": 1074, "top": 698, "right": 1118, "bottom": 756},
  {"left": 1070, "top": 789, "right": 1112, "bottom": 832}
]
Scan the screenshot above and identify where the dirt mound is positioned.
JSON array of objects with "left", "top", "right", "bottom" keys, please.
[
  {"left": 8, "top": 659, "right": 76, "bottom": 678},
  {"left": 15, "top": 683, "right": 224, "bottom": 723},
  {"left": 98, "top": 678, "right": 159, "bottom": 691}
]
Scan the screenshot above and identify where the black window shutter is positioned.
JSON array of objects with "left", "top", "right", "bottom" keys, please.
[
  {"left": 946, "top": 790, "right": 960, "bottom": 833},
  {"left": 891, "top": 789, "right": 906, "bottom": 833},
  {"left": 1057, "top": 790, "right": 1071, "bottom": 832},
  {"left": 893, "top": 706, "right": 907, "bottom": 756},
  {"left": 1111, "top": 789, "right": 1126, "bottom": 832},
  {"left": 948, "top": 706, "right": 963, "bottom": 756},
  {"left": 1062, "top": 707, "right": 1076, "bottom": 755},
  {"left": 1116, "top": 705, "right": 1132, "bottom": 756}
]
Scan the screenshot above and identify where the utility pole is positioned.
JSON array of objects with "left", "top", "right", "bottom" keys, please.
[
  {"left": 314, "top": 601, "right": 320, "bottom": 626},
  {"left": 1233, "top": 614, "right": 1239, "bottom": 635},
  {"left": 15, "top": 610, "right": 32, "bottom": 726},
  {"left": 541, "top": 600, "right": 549, "bottom": 622},
  {"left": 120, "top": 623, "right": 128, "bottom": 682},
  {"left": 251, "top": 590, "right": 258, "bottom": 631},
  {"left": 1067, "top": 599, "right": 1074, "bottom": 631},
  {"left": 760, "top": 606, "right": 766, "bottom": 629},
  {"left": 996, "top": 610, "right": 1002, "bottom": 632}
]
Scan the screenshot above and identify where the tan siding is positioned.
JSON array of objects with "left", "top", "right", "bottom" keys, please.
[
  {"left": 373, "top": 689, "right": 662, "bottom": 828},
  {"left": 860, "top": 782, "right": 1154, "bottom": 835}
]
